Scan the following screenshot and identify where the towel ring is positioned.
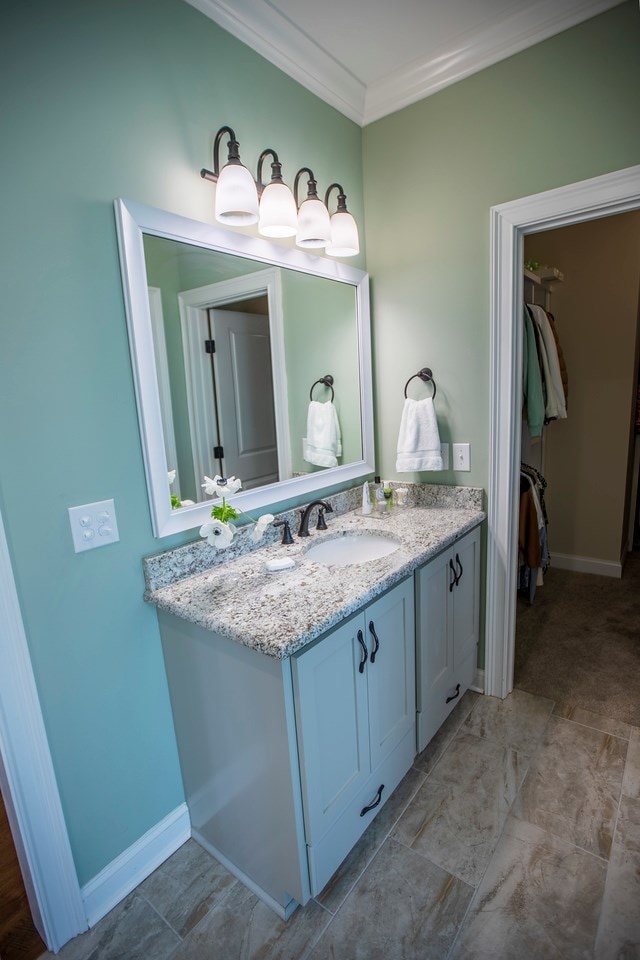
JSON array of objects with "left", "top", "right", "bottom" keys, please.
[
  {"left": 404, "top": 368, "right": 436, "bottom": 399},
  {"left": 310, "top": 375, "right": 334, "bottom": 402}
]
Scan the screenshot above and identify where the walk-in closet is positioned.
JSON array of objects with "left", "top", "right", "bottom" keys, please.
[{"left": 514, "top": 210, "right": 640, "bottom": 726}]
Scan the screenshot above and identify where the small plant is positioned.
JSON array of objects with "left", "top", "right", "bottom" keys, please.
[{"left": 199, "top": 475, "right": 273, "bottom": 550}]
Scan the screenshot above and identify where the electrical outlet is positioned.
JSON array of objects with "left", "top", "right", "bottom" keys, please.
[
  {"left": 440, "top": 443, "right": 450, "bottom": 470},
  {"left": 68, "top": 499, "right": 120, "bottom": 553},
  {"left": 452, "top": 443, "right": 471, "bottom": 471}
]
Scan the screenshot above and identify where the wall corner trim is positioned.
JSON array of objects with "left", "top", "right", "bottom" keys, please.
[{"left": 81, "top": 803, "right": 190, "bottom": 928}]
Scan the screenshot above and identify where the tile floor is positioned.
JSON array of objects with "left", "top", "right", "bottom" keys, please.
[{"left": 41, "top": 689, "right": 640, "bottom": 959}]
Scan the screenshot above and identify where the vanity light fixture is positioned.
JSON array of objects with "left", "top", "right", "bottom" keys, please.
[
  {"left": 256, "top": 149, "right": 298, "bottom": 238},
  {"left": 201, "top": 126, "right": 259, "bottom": 226},
  {"left": 293, "top": 167, "right": 332, "bottom": 249},
  {"left": 201, "top": 125, "right": 359, "bottom": 257},
  {"left": 324, "top": 183, "right": 360, "bottom": 258}
]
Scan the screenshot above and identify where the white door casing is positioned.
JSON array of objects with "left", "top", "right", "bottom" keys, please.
[
  {"left": 0, "top": 508, "right": 87, "bottom": 951},
  {"left": 485, "top": 164, "right": 640, "bottom": 699}
]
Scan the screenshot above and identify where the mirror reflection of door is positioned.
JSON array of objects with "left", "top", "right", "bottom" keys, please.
[{"left": 207, "top": 298, "right": 278, "bottom": 490}]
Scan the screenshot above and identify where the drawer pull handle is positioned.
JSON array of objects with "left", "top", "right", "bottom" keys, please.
[
  {"left": 360, "top": 784, "right": 385, "bottom": 817},
  {"left": 449, "top": 559, "right": 456, "bottom": 592},
  {"left": 446, "top": 683, "right": 461, "bottom": 704},
  {"left": 455, "top": 553, "right": 463, "bottom": 583},
  {"left": 368, "top": 620, "right": 380, "bottom": 664},
  {"left": 357, "top": 629, "right": 368, "bottom": 674}
]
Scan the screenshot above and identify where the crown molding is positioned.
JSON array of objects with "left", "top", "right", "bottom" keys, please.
[
  {"left": 184, "top": 0, "right": 624, "bottom": 128},
  {"left": 362, "top": 0, "right": 624, "bottom": 124},
  {"left": 183, "top": 0, "right": 365, "bottom": 124}
]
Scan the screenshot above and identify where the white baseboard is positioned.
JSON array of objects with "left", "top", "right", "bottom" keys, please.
[
  {"left": 81, "top": 803, "right": 190, "bottom": 927},
  {"left": 470, "top": 668, "right": 485, "bottom": 694},
  {"left": 552, "top": 552, "right": 622, "bottom": 579}
]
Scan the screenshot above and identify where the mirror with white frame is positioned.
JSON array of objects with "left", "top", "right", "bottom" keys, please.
[{"left": 115, "top": 198, "right": 374, "bottom": 537}]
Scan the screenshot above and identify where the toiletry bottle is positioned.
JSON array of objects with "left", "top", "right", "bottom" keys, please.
[
  {"left": 383, "top": 481, "right": 393, "bottom": 508},
  {"left": 362, "top": 480, "right": 372, "bottom": 515},
  {"left": 374, "top": 476, "right": 387, "bottom": 513}
]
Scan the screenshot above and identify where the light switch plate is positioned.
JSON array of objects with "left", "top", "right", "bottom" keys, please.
[
  {"left": 440, "top": 443, "right": 450, "bottom": 470},
  {"left": 68, "top": 499, "right": 120, "bottom": 552},
  {"left": 452, "top": 443, "right": 471, "bottom": 471}
]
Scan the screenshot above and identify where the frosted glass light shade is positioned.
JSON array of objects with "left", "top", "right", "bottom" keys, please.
[
  {"left": 296, "top": 198, "right": 331, "bottom": 248},
  {"left": 326, "top": 211, "right": 360, "bottom": 257},
  {"left": 214, "top": 163, "right": 259, "bottom": 225},
  {"left": 258, "top": 182, "right": 298, "bottom": 237}
]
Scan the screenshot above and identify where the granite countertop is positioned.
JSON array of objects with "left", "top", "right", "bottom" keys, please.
[{"left": 145, "top": 503, "right": 484, "bottom": 659}]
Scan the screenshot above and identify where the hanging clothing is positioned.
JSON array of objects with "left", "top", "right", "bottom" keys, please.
[
  {"left": 527, "top": 303, "right": 567, "bottom": 421},
  {"left": 546, "top": 311, "right": 569, "bottom": 411},
  {"left": 518, "top": 463, "right": 549, "bottom": 603},
  {"left": 522, "top": 305, "right": 545, "bottom": 437}
]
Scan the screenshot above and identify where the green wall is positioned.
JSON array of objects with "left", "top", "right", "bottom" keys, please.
[
  {"left": 363, "top": 1, "right": 640, "bottom": 492},
  {"left": 0, "top": 0, "right": 363, "bottom": 886}
]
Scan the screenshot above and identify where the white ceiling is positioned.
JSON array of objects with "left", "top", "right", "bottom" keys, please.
[{"left": 185, "top": 0, "right": 623, "bottom": 125}]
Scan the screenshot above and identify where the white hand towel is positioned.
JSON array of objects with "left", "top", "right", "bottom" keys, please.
[
  {"left": 303, "top": 400, "right": 342, "bottom": 468},
  {"left": 396, "top": 397, "right": 443, "bottom": 472}
]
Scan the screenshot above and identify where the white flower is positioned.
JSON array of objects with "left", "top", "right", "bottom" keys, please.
[
  {"left": 199, "top": 519, "right": 235, "bottom": 549},
  {"left": 167, "top": 470, "right": 176, "bottom": 485},
  {"left": 201, "top": 475, "right": 243, "bottom": 498},
  {"left": 251, "top": 513, "right": 274, "bottom": 542}
]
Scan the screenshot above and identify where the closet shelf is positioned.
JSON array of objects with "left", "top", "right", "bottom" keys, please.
[{"left": 524, "top": 266, "right": 564, "bottom": 285}]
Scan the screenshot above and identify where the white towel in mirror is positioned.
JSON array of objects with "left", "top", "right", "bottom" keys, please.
[
  {"left": 396, "top": 397, "right": 443, "bottom": 472},
  {"left": 303, "top": 401, "right": 342, "bottom": 468}
]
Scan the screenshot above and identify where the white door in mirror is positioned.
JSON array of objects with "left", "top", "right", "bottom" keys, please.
[{"left": 68, "top": 500, "right": 120, "bottom": 552}]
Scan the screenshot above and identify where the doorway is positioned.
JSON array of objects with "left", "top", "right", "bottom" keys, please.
[
  {"left": 485, "top": 163, "right": 640, "bottom": 700},
  {"left": 513, "top": 212, "right": 640, "bottom": 723}
]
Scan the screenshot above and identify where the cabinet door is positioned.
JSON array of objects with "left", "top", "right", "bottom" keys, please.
[
  {"left": 415, "top": 548, "right": 455, "bottom": 751},
  {"left": 451, "top": 526, "right": 480, "bottom": 672},
  {"left": 366, "top": 578, "right": 415, "bottom": 772},
  {"left": 292, "top": 615, "right": 370, "bottom": 843}
]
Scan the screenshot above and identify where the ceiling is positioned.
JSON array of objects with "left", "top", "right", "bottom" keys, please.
[{"left": 184, "top": 0, "right": 623, "bottom": 125}]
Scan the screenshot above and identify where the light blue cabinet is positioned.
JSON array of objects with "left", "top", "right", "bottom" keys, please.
[
  {"left": 292, "top": 577, "right": 415, "bottom": 894},
  {"left": 415, "top": 526, "right": 480, "bottom": 751}
]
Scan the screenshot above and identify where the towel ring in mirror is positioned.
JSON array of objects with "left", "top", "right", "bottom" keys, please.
[
  {"left": 404, "top": 367, "right": 436, "bottom": 399},
  {"left": 310, "top": 375, "right": 335, "bottom": 402}
]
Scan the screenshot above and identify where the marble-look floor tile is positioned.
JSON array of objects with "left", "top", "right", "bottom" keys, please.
[
  {"left": 594, "top": 795, "right": 640, "bottom": 959},
  {"left": 513, "top": 716, "right": 627, "bottom": 859},
  {"left": 170, "top": 881, "right": 330, "bottom": 960},
  {"left": 553, "top": 702, "right": 633, "bottom": 741},
  {"left": 622, "top": 726, "right": 640, "bottom": 800},
  {"left": 316, "top": 765, "right": 426, "bottom": 914},
  {"left": 450, "top": 816, "right": 607, "bottom": 960},
  {"left": 311, "top": 838, "right": 473, "bottom": 960},
  {"left": 138, "top": 838, "right": 236, "bottom": 936},
  {"left": 393, "top": 732, "right": 526, "bottom": 885},
  {"left": 464, "top": 688, "right": 554, "bottom": 756},
  {"left": 49, "top": 892, "right": 179, "bottom": 960},
  {"left": 413, "top": 689, "right": 480, "bottom": 776}
]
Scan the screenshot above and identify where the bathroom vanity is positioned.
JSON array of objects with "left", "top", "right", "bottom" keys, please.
[{"left": 145, "top": 492, "right": 483, "bottom": 918}]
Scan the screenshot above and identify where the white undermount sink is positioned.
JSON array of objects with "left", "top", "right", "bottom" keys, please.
[{"left": 304, "top": 533, "right": 400, "bottom": 566}]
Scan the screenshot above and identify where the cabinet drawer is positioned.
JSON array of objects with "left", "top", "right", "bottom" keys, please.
[{"left": 306, "top": 727, "right": 415, "bottom": 897}]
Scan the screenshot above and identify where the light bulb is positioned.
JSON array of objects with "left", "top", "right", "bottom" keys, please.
[{"left": 214, "top": 163, "right": 259, "bottom": 225}]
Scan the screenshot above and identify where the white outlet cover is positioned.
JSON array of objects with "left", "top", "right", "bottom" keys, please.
[{"left": 68, "top": 499, "right": 120, "bottom": 552}]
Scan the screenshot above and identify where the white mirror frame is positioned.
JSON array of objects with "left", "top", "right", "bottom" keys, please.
[{"left": 114, "top": 198, "right": 374, "bottom": 538}]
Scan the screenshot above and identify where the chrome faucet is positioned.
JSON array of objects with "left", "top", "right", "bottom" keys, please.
[{"left": 297, "top": 499, "right": 333, "bottom": 538}]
